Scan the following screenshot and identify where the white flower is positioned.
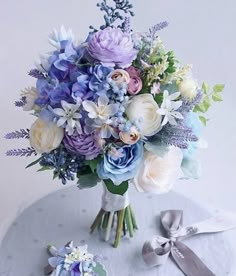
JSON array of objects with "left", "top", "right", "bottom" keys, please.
[
  {"left": 178, "top": 77, "right": 198, "bottom": 100},
  {"left": 21, "top": 87, "right": 38, "bottom": 111},
  {"left": 126, "top": 94, "right": 162, "bottom": 137},
  {"left": 29, "top": 118, "right": 64, "bottom": 153},
  {"left": 49, "top": 25, "right": 75, "bottom": 49},
  {"left": 35, "top": 53, "right": 51, "bottom": 72},
  {"left": 133, "top": 146, "right": 183, "bottom": 194},
  {"left": 158, "top": 90, "right": 183, "bottom": 126},
  {"left": 53, "top": 100, "right": 82, "bottom": 135},
  {"left": 83, "top": 95, "right": 118, "bottom": 121},
  {"left": 87, "top": 118, "right": 118, "bottom": 139},
  {"left": 108, "top": 147, "right": 124, "bottom": 160},
  {"left": 150, "top": 82, "right": 161, "bottom": 96}
]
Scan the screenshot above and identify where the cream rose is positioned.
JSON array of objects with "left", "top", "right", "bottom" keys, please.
[
  {"left": 126, "top": 94, "right": 162, "bottom": 137},
  {"left": 109, "top": 69, "right": 130, "bottom": 87},
  {"left": 178, "top": 78, "right": 198, "bottom": 100},
  {"left": 21, "top": 87, "right": 39, "bottom": 111},
  {"left": 119, "top": 126, "right": 140, "bottom": 144},
  {"left": 29, "top": 118, "right": 64, "bottom": 153},
  {"left": 133, "top": 146, "right": 183, "bottom": 194}
]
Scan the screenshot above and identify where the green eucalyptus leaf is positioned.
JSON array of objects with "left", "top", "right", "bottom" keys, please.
[
  {"left": 199, "top": 115, "right": 208, "bottom": 126},
  {"left": 77, "top": 173, "right": 99, "bottom": 189},
  {"left": 202, "top": 82, "right": 210, "bottom": 94},
  {"left": 86, "top": 156, "right": 102, "bottom": 173},
  {"left": 37, "top": 166, "right": 52, "bottom": 172},
  {"left": 144, "top": 141, "right": 169, "bottom": 157},
  {"left": 203, "top": 96, "right": 211, "bottom": 112},
  {"left": 213, "top": 84, "right": 225, "bottom": 93},
  {"left": 104, "top": 179, "right": 129, "bottom": 196},
  {"left": 212, "top": 93, "right": 223, "bottom": 102},
  {"left": 25, "top": 156, "right": 42, "bottom": 169},
  {"left": 193, "top": 105, "right": 204, "bottom": 113},
  {"left": 93, "top": 262, "right": 107, "bottom": 276}
]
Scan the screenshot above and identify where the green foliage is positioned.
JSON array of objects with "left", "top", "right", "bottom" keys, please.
[
  {"left": 37, "top": 166, "right": 52, "bottom": 172},
  {"left": 199, "top": 115, "right": 209, "bottom": 126},
  {"left": 77, "top": 173, "right": 99, "bottom": 189},
  {"left": 93, "top": 262, "right": 107, "bottom": 276},
  {"left": 104, "top": 179, "right": 129, "bottom": 195},
  {"left": 85, "top": 155, "right": 103, "bottom": 173},
  {"left": 193, "top": 82, "right": 224, "bottom": 126},
  {"left": 25, "top": 156, "right": 42, "bottom": 169}
]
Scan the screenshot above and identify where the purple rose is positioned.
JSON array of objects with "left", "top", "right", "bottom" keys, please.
[
  {"left": 64, "top": 132, "right": 101, "bottom": 160},
  {"left": 125, "top": 66, "right": 141, "bottom": 77},
  {"left": 87, "top": 27, "right": 137, "bottom": 68},
  {"left": 128, "top": 76, "right": 143, "bottom": 95}
]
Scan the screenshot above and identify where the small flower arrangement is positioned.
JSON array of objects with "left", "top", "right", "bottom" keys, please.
[
  {"left": 6, "top": 0, "right": 224, "bottom": 247},
  {"left": 44, "top": 241, "right": 106, "bottom": 276}
]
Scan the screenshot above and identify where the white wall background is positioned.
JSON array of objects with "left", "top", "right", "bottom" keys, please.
[{"left": 0, "top": 0, "right": 236, "bottom": 270}]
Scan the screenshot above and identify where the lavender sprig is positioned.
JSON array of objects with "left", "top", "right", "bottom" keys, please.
[
  {"left": 6, "top": 147, "right": 37, "bottom": 157},
  {"left": 15, "top": 96, "right": 26, "bottom": 107},
  {"left": 148, "top": 21, "right": 169, "bottom": 42},
  {"left": 179, "top": 90, "right": 203, "bottom": 113},
  {"left": 28, "top": 69, "right": 48, "bottom": 79},
  {"left": 154, "top": 122, "right": 198, "bottom": 149},
  {"left": 4, "top": 129, "right": 29, "bottom": 139},
  {"left": 90, "top": 0, "right": 134, "bottom": 32}
]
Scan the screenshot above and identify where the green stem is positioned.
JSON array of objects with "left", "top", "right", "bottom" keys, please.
[
  {"left": 102, "top": 212, "right": 109, "bottom": 229},
  {"left": 105, "top": 211, "right": 114, "bottom": 242},
  {"left": 113, "top": 209, "right": 125, "bottom": 248},
  {"left": 90, "top": 209, "right": 105, "bottom": 233},
  {"left": 125, "top": 206, "right": 134, "bottom": 237},
  {"left": 130, "top": 206, "right": 138, "bottom": 230}
]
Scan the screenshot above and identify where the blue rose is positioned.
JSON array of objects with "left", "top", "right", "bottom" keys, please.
[{"left": 97, "top": 142, "right": 143, "bottom": 185}]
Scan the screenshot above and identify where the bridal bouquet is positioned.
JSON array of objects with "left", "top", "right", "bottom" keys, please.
[{"left": 6, "top": 0, "right": 224, "bottom": 247}]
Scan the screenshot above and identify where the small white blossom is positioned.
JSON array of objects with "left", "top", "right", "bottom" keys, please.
[
  {"left": 53, "top": 100, "right": 82, "bottom": 135},
  {"left": 151, "top": 82, "right": 161, "bottom": 96},
  {"left": 49, "top": 25, "right": 75, "bottom": 49},
  {"left": 158, "top": 90, "right": 183, "bottom": 126},
  {"left": 83, "top": 95, "right": 118, "bottom": 121},
  {"left": 108, "top": 147, "right": 124, "bottom": 160}
]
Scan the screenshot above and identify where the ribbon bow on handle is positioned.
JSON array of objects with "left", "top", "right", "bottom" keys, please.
[{"left": 142, "top": 210, "right": 236, "bottom": 276}]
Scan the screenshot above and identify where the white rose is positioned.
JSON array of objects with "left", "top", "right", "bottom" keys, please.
[
  {"left": 178, "top": 78, "right": 198, "bottom": 100},
  {"left": 29, "top": 118, "right": 64, "bottom": 153},
  {"left": 133, "top": 146, "right": 183, "bottom": 194},
  {"left": 126, "top": 94, "right": 162, "bottom": 136},
  {"left": 21, "top": 87, "right": 38, "bottom": 111}
]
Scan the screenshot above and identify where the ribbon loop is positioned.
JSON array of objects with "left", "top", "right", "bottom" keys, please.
[
  {"left": 161, "top": 210, "right": 183, "bottom": 240},
  {"left": 143, "top": 210, "right": 236, "bottom": 276}
]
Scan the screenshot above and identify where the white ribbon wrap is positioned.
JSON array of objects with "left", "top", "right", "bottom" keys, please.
[{"left": 101, "top": 183, "right": 129, "bottom": 212}]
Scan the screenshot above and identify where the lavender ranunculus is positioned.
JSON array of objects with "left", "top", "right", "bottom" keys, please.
[
  {"left": 64, "top": 132, "right": 101, "bottom": 160},
  {"left": 87, "top": 27, "right": 137, "bottom": 68}
]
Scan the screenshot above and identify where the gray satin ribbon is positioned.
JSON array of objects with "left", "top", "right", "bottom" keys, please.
[{"left": 143, "top": 210, "right": 236, "bottom": 276}]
